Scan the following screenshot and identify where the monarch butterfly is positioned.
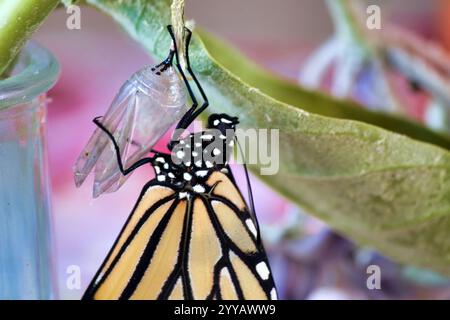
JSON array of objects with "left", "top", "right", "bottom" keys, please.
[{"left": 82, "top": 26, "right": 277, "bottom": 300}]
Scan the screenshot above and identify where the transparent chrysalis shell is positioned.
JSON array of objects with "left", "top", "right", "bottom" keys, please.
[{"left": 73, "top": 65, "right": 187, "bottom": 197}]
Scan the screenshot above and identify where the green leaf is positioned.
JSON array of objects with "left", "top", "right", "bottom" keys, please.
[
  {"left": 0, "top": 0, "right": 59, "bottom": 76},
  {"left": 60, "top": 0, "right": 85, "bottom": 7},
  {"left": 87, "top": 0, "right": 450, "bottom": 275}
]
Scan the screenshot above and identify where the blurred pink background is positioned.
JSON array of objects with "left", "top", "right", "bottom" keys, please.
[{"left": 33, "top": 1, "right": 446, "bottom": 299}]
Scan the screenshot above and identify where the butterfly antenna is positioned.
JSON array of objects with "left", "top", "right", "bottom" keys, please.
[{"left": 235, "top": 136, "right": 262, "bottom": 243}]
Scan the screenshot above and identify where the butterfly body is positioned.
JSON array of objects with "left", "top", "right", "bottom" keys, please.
[
  {"left": 83, "top": 114, "right": 277, "bottom": 300},
  {"left": 82, "top": 26, "right": 277, "bottom": 300},
  {"left": 150, "top": 113, "right": 236, "bottom": 190}
]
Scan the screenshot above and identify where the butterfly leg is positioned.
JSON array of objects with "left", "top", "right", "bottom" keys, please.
[
  {"left": 93, "top": 117, "right": 153, "bottom": 176},
  {"left": 166, "top": 25, "right": 200, "bottom": 150},
  {"left": 177, "top": 27, "right": 210, "bottom": 129},
  {"left": 168, "top": 26, "right": 209, "bottom": 149},
  {"left": 153, "top": 49, "right": 175, "bottom": 73}
]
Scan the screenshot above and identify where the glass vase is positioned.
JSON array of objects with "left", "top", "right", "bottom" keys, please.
[{"left": 0, "top": 41, "right": 59, "bottom": 299}]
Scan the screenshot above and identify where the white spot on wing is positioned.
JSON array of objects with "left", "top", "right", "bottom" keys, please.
[
  {"left": 195, "top": 160, "right": 202, "bottom": 167},
  {"left": 270, "top": 288, "right": 277, "bottom": 300},
  {"left": 221, "top": 267, "right": 231, "bottom": 277},
  {"left": 245, "top": 219, "right": 258, "bottom": 238},
  {"left": 213, "top": 148, "right": 221, "bottom": 156},
  {"left": 157, "top": 175, "right": 166, "bottom": 182},
  {"left": 201, "top": 134, "right": 213, "bottom": 140},
  {"left": 176, "top": 150, "right": 185, "bottom": 159},
  {"left": 179, "top": 192, "right": 188, "bottom": 199},
  {"left": 256, "top": 262, "right": 270, "bottom": 280},
  {"left": 193, "top": 184, "right": 206, "bottom": 193},
  {"left": 183, "top": 172, "right": 192, "bottom": 181},
  {"left": 195, "top": 170, "right": 208, "bottom": 177},
  {"left": 156, "top": 157, "right": 165, "bottom": 163},
  {"left": 205, "top": 161, "right": 213, "bottom": 168}
]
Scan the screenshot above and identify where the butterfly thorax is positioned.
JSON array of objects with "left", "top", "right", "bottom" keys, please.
[{"left": 152, "top": 114, "right": 239, "bottom": 197}]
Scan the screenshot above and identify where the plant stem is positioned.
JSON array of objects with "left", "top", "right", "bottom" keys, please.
[
  {"left": 0, "top": 0, "right": 59, "bottom": 76},
  {"left": 170, "top": 0, "right": 186, "bottom": 68},
  {"left": 325, "top": 0, "right": 405, "bottom": 113},
  {"left": 326, "top": 0, "right": 369, "bottom": 50}
]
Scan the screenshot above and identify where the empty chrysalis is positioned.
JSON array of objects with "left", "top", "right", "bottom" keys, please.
[{"left": 73, "top": 55, "right": 188, "bottom": 197}]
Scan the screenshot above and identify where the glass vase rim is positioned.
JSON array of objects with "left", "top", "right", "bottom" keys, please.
[{"left": 0, "top": 41, "right": 60, "bottom": 110}]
